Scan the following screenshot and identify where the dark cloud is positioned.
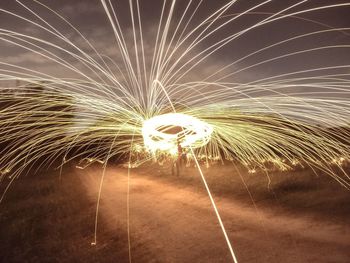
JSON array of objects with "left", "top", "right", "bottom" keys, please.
[{"left": 0, "top": 0, "right": 349, "bottom": 85}]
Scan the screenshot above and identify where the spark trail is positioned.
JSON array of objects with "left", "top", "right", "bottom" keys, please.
[{"left": 0, "top": 0, "right": 350, "bottom": 262}]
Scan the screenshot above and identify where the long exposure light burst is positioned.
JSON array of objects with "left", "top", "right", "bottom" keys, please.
[
  {"left": 0, "top": 0, "right": 350, "bottom": 262},
  {"left": 142, "top": 112, "right": 213, "bottom": 152}
]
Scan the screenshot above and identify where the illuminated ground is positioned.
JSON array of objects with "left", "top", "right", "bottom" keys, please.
[{"left": 1, "top": 163, "right": 349, "bottom": 262}]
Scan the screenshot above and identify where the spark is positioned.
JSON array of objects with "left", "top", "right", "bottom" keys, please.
[
  {"left": 0, "top": 1, "right": 350, "bottom": 262},
  {"left": 142, "top": 112, "right": 213, "bottom": 153}
]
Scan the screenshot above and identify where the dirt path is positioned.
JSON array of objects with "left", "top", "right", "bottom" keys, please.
[{"left": 78, "top": 167, "right": 350, "bottom": 263}]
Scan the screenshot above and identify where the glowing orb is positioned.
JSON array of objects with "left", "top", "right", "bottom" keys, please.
[{"left": 142, "top": 113, "right": 213, "bottom": 152}]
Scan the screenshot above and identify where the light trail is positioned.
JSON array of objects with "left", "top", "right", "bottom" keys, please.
[
  {"left": 0, "top": 0, "right": 350, "bottom": 261},
  {"left": 142, "top": 112, "right": 213, "bottom": 152},
  {"left": 191, "top": 149, "right": 238, "bottom": 263},
  {"left": 127, "top": 131, "right": 136, "bottom": 263},
  {"left": 154, "top": 81, "right": 238, "bottom": 263}
]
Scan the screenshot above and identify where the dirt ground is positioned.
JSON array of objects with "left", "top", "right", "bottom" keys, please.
[
  {"left": 1, "top": 162, "right": 349, "bottom": 262},
  {"left": 78, "top": 163, "right": 350, "bottom": 263}
]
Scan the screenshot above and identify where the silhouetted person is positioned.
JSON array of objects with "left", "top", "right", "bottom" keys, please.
[{"left": 172, "top": 136, "right": 183, "bottom": 176}]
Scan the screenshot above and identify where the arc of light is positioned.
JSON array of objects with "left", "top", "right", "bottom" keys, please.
[{"left": 154, "top": 79, "right": 239, "bottom": 263}]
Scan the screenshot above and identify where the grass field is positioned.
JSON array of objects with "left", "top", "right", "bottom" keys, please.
[{"left": 0, "top": 166, "right": 130, "bottom": 263}]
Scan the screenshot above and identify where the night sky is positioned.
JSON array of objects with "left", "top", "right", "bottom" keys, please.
[{"left": 0, "top": 0, "right": 349, "bottom": 87}]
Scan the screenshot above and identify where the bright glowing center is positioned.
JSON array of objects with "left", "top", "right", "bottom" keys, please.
[{"left": 142, "top": 113, "right": 213, "bottom": 153}]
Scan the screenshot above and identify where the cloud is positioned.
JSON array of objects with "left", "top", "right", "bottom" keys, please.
[
  {"left": 60, "top": 2, "right": 104, "bottom": 17},
  {"left": 4, "top": 51, "right": 49, "bottom": 64}
]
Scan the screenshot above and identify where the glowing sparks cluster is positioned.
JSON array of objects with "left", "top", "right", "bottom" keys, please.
[
  {"left": 0, "top": 0, "right": 349, "bottom": 188},
  {"left": 142, "top": 113, "right": 213, "bottom": 153},
  {"left": 0, "top": 2, "right": 349, "bottom": 262}
]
